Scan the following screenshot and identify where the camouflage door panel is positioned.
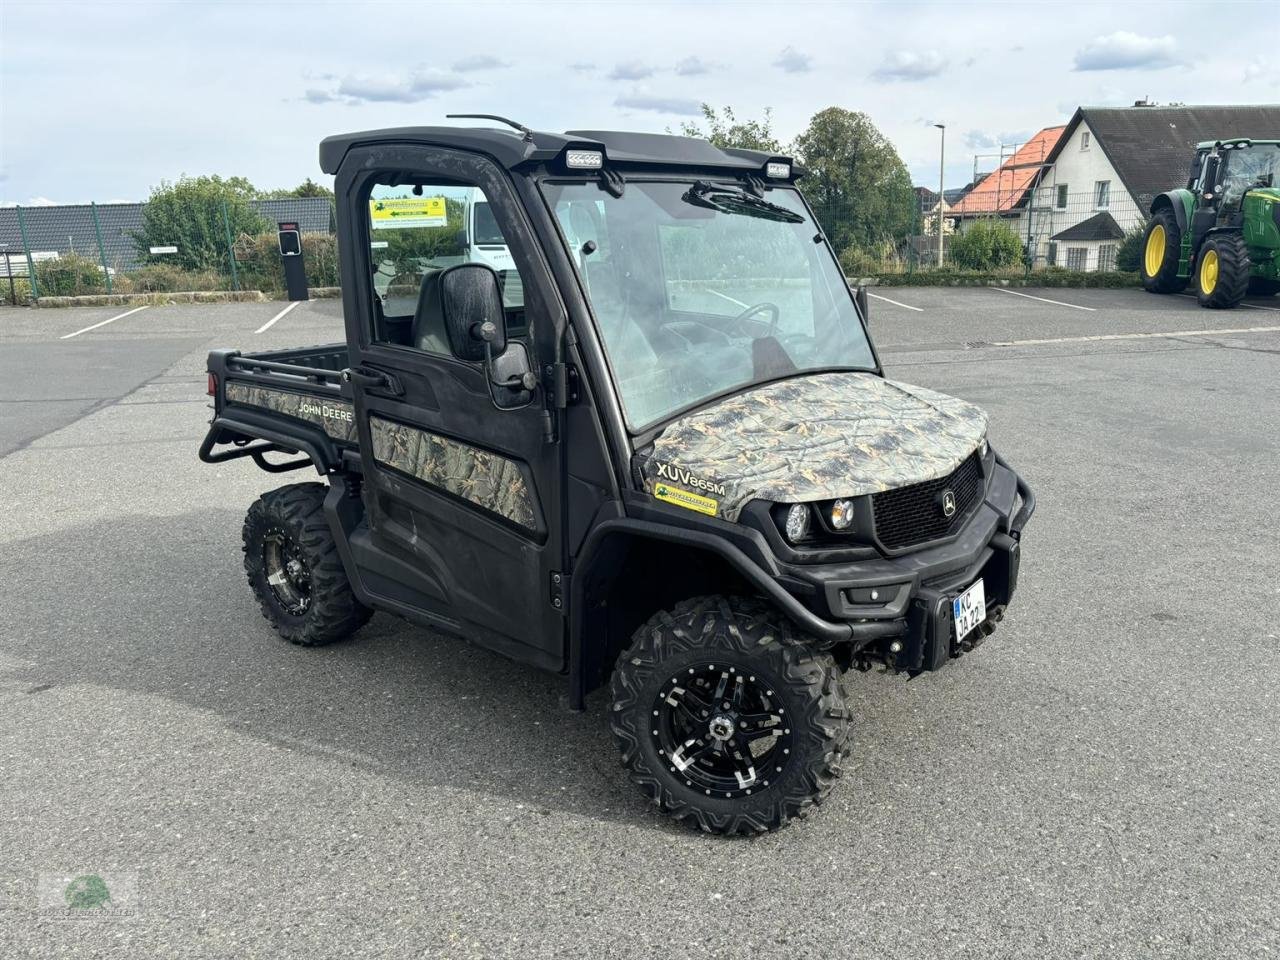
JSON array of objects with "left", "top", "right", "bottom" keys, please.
[
  {"left": 369, "top": 416, "right": 538, "bottom": 530},
  {"left": 637, "top": 371, "right": 988, "bottom": 521},
  {"left": 224, "top": 382, "right": 358, "bottom": 443}
]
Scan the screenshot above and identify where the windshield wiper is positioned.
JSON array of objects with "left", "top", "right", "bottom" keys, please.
[{"left": 681, "top": 181, "right": 804, "bottom": 223}]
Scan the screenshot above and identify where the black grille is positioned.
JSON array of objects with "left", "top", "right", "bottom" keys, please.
[{"left": 871, "top": 453, "right": 984, "bottom": 551}]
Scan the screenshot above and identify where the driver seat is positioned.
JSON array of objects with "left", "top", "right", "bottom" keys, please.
[{"left": 410, "top": 269, "right": 450, "bottom": 354}]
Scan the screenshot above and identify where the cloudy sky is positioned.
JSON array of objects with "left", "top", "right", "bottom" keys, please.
[{"left": 3, "top": 0, "right": 1278, "bottom": 204}]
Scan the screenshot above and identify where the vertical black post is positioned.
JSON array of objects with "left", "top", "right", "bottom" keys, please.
[{"left": 276, "top": 222, "right": 308, "bottom": 301}]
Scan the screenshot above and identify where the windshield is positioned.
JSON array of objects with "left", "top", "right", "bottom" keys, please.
[
  {"left": 544, "top": 180, "right": 876, "bottom": 430},
  {"left": 1222, "top": 145, "right": 1280, "bottom": 205},
  {"left": 471, "top": 201, "right": 506, "bottom": 246}
]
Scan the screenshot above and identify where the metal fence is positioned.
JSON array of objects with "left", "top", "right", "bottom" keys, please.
[
  {"left": 0, "top": 198, "right": 338, "bottom": 303},
  {"left": 857, "top": 188, "right": 1148, "bottom": 276},
  {"left": 2, "top": 186, "right": 1152, "bottom": 303}
]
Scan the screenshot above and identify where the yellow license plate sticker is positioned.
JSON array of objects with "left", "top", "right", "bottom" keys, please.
[{"left": 654, "top": 483, "right": 719, "bottom": 516}]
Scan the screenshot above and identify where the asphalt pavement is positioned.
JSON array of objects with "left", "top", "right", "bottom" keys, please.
[{"left": 1, "top": 287, "right": 1278, "bottom": 958}]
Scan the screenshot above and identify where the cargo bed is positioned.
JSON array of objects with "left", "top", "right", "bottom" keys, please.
[{"left": 199, "top": 343, "right": 360, "bottom": 475}]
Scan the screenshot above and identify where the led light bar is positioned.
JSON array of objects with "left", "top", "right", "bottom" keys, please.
[
  {"left": 565, "top": 150, "right": 604, "bottom": 170},
  {"left": 765, "top": 161, "right": 791, "bottom": 179}
]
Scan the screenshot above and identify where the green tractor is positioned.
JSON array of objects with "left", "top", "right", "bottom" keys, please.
[{"left": 1141, "top": 139, "right": 1280, "bottom": 308}]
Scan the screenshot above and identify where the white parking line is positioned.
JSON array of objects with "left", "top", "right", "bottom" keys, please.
[
  {"left": 988, "top": 287, "right": 1096, "bottom": 312},
  {"left": 59, "top": 305, "right": 150, "bottom": 340},
  {"left": 255, "top": 300, "right": 301, "bottom": 334},
  {"left": 992, "top": 325, "right": 1280, "bottom": 347},
  {"left": 867, "top": 292, "right": 923, "bottom": 312}
]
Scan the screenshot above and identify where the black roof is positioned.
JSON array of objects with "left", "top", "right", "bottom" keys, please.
[
  {"left": 1051, "top": 211, "right": 1125, "bottom": 242},
  {"left": 1048, "top": 104, "right": 1280, "bottom": 209},
  {"left": 318, "top": 125, "right": 792, "bottom": 176}
]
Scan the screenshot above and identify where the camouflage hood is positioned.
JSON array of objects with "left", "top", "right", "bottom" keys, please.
[{"left": 637, "top": 372, "right": 988, "bottom": 521}]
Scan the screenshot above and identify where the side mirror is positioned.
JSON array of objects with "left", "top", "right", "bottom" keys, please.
[
  {"left": 456, "top": 228, "right": 470, "bottom": 251},
  {"left": 855, "top": 285, "right": 870, "bottom": 329},
  {"left": 441, "top": 263, "right": 506, "bottom": 362}
]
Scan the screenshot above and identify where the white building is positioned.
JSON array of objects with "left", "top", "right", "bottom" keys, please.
[{"left": 1027, "top": 103, "right": 1280, "bottom": 271}]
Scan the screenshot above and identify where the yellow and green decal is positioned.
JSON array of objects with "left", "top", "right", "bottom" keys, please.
[{"left": 653, "top": 482, "right": 719, "bottom": 516}]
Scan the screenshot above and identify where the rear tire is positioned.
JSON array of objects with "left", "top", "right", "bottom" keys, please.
[
  {"left": 1248, "top": 277, "right": 1280, "bottom": 297},
  {"left": 243, "top": 483, "right": 371, "bottom": 646},
  {"left": 1195, "top": 233, "right": 1251, "bottom": 309},
  {"left": 1140, "top": 207, "right": 1188, "bottom": 294},
  {"left": 609, "top": 596, "right": 850, "bottom": 835}
]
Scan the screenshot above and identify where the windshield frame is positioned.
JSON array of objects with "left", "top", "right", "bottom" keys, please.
[{"left": 535, "top": 173, "right": 882, "bottom": 439}]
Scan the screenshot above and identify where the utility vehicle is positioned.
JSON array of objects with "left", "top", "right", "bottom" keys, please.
[
  {"left": 1142, "top": 138, "right": 1280, "bottom": 307},
  {"left": 200, "top": 119, "right": 1035, "bottom": 834}
]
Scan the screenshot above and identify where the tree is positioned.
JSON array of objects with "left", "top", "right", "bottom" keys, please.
[
  {"left": 677, "top": 105, "right": 782, "bottom": 152},
  {"left": 262, "top": 178, "right": 335, "bottom": 200},
  {"left": 135, "top": 175, "right": 268, "bottom": 272},
  {"left": 791, "top": 107, "right": 916, "bottom": 256}
]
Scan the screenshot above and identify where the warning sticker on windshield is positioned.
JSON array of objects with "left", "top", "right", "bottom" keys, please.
[
  {"left": 653, "top": 483, "right": 719, "bottom": 516},
  {"left": 369, "top": 197, "right": 447, "bottom": 230}
]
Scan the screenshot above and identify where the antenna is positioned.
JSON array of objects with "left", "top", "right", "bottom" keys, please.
[{"left": 446, "top": 114, "right": 534, "bottom": 142}]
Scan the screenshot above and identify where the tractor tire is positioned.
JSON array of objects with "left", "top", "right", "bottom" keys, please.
[
  {"left": 1247, "top": 277, "right": 1280, "bottom": 297},
  {"left": 1140, "top": 207, "right": 1188, "bottom": 294},
  {"left": 1195, "top": 233, "right": 1251, "bottom": 309},
  {"left": 243, "top": 483, "right": 371, "bottom": 646},
  {"left": 610, "top": 595, "right": 850, "bottom": 835}
]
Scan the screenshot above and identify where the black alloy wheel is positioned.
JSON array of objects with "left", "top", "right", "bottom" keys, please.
[{"left": 652, "top": 662, "right": 794, "bottom": 800}]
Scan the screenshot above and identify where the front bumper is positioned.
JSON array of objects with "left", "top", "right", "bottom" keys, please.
[{"left": 774, "top": 455, "right": 1034, "bottom": 670}]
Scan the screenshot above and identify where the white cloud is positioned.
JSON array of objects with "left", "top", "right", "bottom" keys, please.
[
  {"left": 1244, "top": 57, "right": 1280, "bottom": 85},
  {"left": 773, "top": 47, "right": 811, "bottom": 73},
  {"left": 1073, "top": 32, "right": 1180, "bottom": 71},
  {"left": 675, "top": 56, "right": 716, "bottom": 77},
  {"left": 568, "top": 62, "right": 596, "bottom": 73},
  {"left": 321, "top": 71, "right": 468, "bottom": 104},
  {"left": 872, "top": 50, "right": 948, "bottom": 82},
  {"left": 452, "top": 54, "right": 509, "bottom": 73},
  {"left": 614, "top": 95, "right": 702, "bottom": 115},
  {"left": 609, "top": 60, "right": 656, "bottom": 81}
]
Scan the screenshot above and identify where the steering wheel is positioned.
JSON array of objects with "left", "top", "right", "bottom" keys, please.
[{"left": 730, "top": 301, "right": 781, "bottom": 339}]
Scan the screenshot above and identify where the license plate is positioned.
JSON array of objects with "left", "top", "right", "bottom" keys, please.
[{"left": 952, "top": 579, "right": 986, "bottom": 640}]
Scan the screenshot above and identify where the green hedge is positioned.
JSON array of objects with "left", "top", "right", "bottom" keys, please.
[{"left": 863, "top": 269, "right": 1143, "bottom": 288}]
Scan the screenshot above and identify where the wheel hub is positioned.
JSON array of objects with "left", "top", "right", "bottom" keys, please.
[
  {"left": 707, "top": 715, "right": 735, "bottom": 742},
  {"left": 262, "top": 528, "right": 311, "bottom": 616},
  {"left": 651, "top": 663, "right": 793, "bottom": 799}
]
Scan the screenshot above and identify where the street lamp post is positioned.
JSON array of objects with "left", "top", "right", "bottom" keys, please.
[{"left": 934, "top": 123, "right": 946, "bottom": 267}]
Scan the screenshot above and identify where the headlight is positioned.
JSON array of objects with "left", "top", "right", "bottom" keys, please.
[
  {"left": 830, "top": 499, "right": 855, "bottom": 530},
  {"left": 783, "top": 504, "right": 810, "bottom": 542}
]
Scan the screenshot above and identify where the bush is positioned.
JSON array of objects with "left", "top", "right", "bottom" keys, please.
[
  {"left": 34, "top": 253, "right": 109, "bottom": 296},
  {"left": 949, "top": 220, "right": 1024, "bottom": 271},
  {"left": 134, "top": 175, "right": 267, "bottom": 272},
  {"left": 233, "top": 231, "right": 340, "bottom": 295},
  {"left": 839, "top": 239, "right": 904, "bottom": 276},
  {"left": 1116, "top": 227, "right": 1146, "bottom": 273},
  {"left": 124, "top": 263, "right": 227, "bottom": 293}
]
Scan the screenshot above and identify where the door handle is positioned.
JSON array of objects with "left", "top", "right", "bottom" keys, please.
[{"left": 341, "top": 366, "right": 404, "bottom": 397}]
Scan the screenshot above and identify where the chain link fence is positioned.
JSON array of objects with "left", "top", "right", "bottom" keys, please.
[
  {"left": 0, "top": 198, "right": 340, "bottom": 303},
  {"left": 2, "top": 185, "right": 1155, "bottom": 304}
]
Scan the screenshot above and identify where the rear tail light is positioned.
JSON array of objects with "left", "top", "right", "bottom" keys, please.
[{"left": 207, "top": 372, "right": 217, "bottom": 397}]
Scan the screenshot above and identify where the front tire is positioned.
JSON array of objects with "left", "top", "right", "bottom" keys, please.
[
  {"left": 610, "top": 596, "right": 850, "bottom": 835},
  {"left": 1140, "top": 207, "right": 1188, "bottom": 294},
  {"left": 243, "top": 483, "right": 371, "bottom": 645},
  {"left": 1195, "top": 233, "right": 1250, "bottom": 309}
]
